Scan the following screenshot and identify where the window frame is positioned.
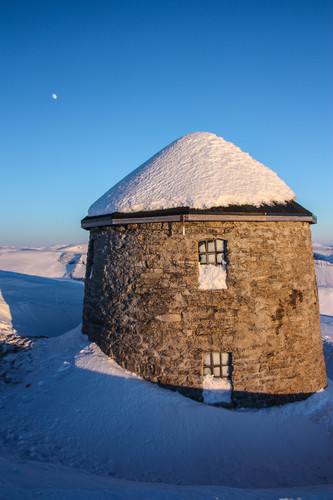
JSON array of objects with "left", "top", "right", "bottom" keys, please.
[
  {"left": 198, "top": 239, "right": 226, "bottom": 266},
  {"left": 203, "top": 352, "right": 232, "bottom": 380}
]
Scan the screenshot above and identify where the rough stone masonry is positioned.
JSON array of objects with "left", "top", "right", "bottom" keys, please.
[{"left": 82, "top": 219, "right": 327, "bottom": 407}]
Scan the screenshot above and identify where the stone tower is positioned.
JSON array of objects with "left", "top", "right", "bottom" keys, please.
[{"left": 81, "top": 132, "right": 326, "bottom": 407}]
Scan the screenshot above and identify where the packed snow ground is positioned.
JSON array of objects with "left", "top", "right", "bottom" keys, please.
[
  {"left": 88, "top": 132, "right": 296, "bottom": 216},
  {"left": 0, "top": 244, "right": 332, "bottom": 499}
]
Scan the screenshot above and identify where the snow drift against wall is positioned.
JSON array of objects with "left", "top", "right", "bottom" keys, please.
[{"left": 88, "top": 132, "right": 296, "bottom": 216}]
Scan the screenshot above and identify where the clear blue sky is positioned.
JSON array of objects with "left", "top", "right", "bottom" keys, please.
[{"left": 1, "top": 0, "right": 332, "bottom": 246}]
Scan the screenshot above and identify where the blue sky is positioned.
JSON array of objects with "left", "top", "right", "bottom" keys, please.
[{"left": 1, "top": 0, "right": 332, "bottom": 246}]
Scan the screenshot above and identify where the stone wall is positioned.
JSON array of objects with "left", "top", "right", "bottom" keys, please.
[{"left": 82, "top": 220, "right": 327, "bottom": 407}]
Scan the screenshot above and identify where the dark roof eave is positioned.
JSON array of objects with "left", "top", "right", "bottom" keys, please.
[{"left": 81, "top": 201, "right": 317, "bottom": 230}]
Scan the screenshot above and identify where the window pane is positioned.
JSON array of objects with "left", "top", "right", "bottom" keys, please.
[
  {"left": 212, "top": 352, "right": 220, "bottom": 365},
  {"left": 216, "top": 253, "right": 223, "bottom": 264},
  {"left": 203, "top": 353, "right": 211, "bottom": 366},
  {"left": 216, "top": 240, "right": 223, "bottom": 252},
  {"left": 199, "top": 254, "right": 207, "bottom": 264},
  {"left": 221, "top": 352, "right": 230, "bottom": 365},
  {"left": 222, "top": 365, "right": 229, "bottom": 378},
  {"left": 213, "top": 366, "right": 221, "bottom": 377},
  {"left": 207, "top": 241, "right": 215, "bottom": 252},
  {"left": 198, "top": 242, "right": 206, "bottom": 253},
  {"left": 203, "top": 367, "right": 212, "bottom": 375},
  {"left": 208, "top": 254, "right": 215, "bottom": 264}
]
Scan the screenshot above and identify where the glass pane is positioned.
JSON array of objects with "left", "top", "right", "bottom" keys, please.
[
  {"left": 203, "top": 367, "right": 212, "bottom": 375},
  {"left": 212, "top": 353, "right": 220, "bottom": 365},
  {"left": 221, "top": 352, "right": 230, "bottom": 365},
  {"left": 222, "top": 365, "right": 229, "bottom": 378},
  {"left": 203, "top": 353, "right": 211, "bottom": 366},
  {"left": 207, "top": 241, "right": 215, "bottom": 252},
  {"left": 213, "top": 366, "right": 221, "bottom": 377},
  {"left": 198, "top": 242, "right": 206, "bottom": 253},
  {"left": 216, "top": 240, "right": 223, "bottom": 252},
  {"left": 216, "top": 253, "right": 223, "bottom": 264},
  {"left": 199, "top": 254, "right": 207, "bottom": 264},
  {"left": 208, "top": 254, "right": 215, "bottom": 264}
]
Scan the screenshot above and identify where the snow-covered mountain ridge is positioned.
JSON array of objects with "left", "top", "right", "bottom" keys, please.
[{"left": 0, "top": 244, "right": 88, "bottom": 281}]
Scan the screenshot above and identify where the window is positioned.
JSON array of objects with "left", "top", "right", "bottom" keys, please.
[
  {"left": 198, "top": 239, "right": 225, "bottom": 265},
  {"left": 203, "top": 352, "right": 232, "bottom": 380},
  {"left": 202, "top": 352, "right": 232, "bottom": 404},
  {"left": 198, "top": 239, "right": 228, "bottom": 290}
]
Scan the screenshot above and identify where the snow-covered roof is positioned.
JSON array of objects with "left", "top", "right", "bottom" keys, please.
[{"left": 88, "top": 132, "right": 296, "bottom": 216}]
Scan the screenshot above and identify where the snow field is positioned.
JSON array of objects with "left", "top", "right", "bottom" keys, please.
[
  {"left": 1, "top": 325, "right": 332, "bottom": 491},
  {"left": 1, "top": 456, "right": 332, "bottom": 500},
  {"left": 0, "top": 243, "right": 332, "bottom": 498}
]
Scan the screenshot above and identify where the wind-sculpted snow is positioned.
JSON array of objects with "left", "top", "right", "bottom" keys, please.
[
  {"left": 89, "top": 132, "right": 296, "bottom": 216},
  {"left": 0, "top": 271, "right": 84, "bottom": 338}
]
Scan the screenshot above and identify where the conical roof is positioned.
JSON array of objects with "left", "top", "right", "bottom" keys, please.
[{"left": 88, "top": 132, "right": 296, "bottom": 216}]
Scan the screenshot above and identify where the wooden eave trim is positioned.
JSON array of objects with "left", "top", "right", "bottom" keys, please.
[
  {"left": 81, "top": 213, "right": 316, "bottom": 229},
  {"left": 187, "top": 214, "right": 316, "bottom": 223}
]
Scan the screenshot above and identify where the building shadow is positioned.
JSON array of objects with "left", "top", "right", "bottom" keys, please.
[{"left": 158, "top": 382, "right": 315, "bottom": 408}]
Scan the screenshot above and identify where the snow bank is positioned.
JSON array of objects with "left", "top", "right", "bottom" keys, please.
[
  {"left": 88, "top": 132, "right": 296, "bottom": 216},
  {"left": 321, "top": 315, "right": 333, "bottom": 379},
  {"left": 0, "top": 271, "right": 84, "bottom": 338},
  {"left": 0, "top": 289, "right": 12, "bottom": 329},
  {"left": 0, "top": 246, "right": 86, "bottom": 340},
  {"left": 314, "top": 244, "right": 333, "bottom": 316},
  {"left": 315, "top": 260, "right": 333, "bottom": 288},
  {"left": 318, "top": 287, "right": 333, "bottom": 316}
]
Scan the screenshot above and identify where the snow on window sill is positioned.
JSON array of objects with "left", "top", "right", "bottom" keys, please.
[{"left": 198, "top": 263, "right": 228, "bottom": 290}]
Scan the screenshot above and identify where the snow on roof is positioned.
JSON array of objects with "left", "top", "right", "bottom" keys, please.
[{"left": 88, "top": 132, "right": 296, "bottom": 216}]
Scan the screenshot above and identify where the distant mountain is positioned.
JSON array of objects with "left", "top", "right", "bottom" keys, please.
[
  {"left": 313, "top": 243, "right": 333, "bottom": 316},
  {"left": 0, "top": 244, "right": 88, "bottom": 281}
]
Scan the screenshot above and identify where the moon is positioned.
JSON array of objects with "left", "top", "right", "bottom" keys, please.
[{"left": 52, "top": 93, "right": 57, "bottom": 99}]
